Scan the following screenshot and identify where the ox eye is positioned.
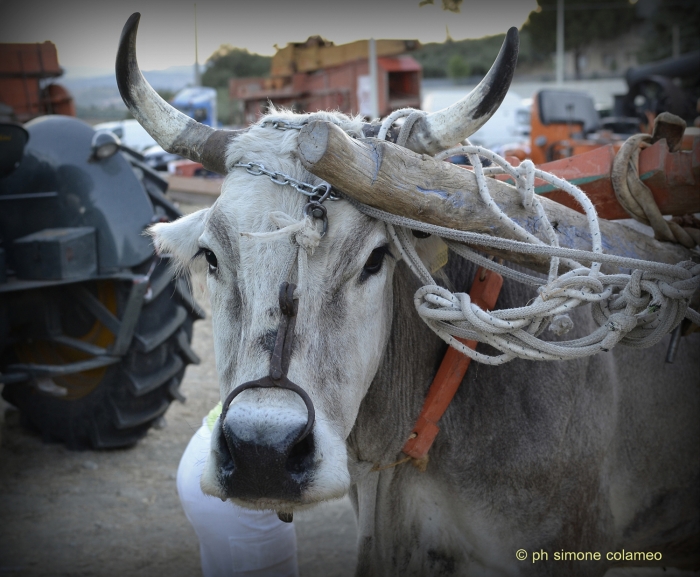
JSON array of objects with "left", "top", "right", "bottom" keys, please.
[
  {"left": 192, "top": 247, "right": 219, "bottom": 274},
  {"left": 203, "top": 249, "right": 218, "bottom": 272},
  {"left": 360, "top": 245, "right": 392, "bottom": 282}
]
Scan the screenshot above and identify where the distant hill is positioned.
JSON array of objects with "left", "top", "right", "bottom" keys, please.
[{"left": 63, "top": 65, "right": 195, "bottom": 108}]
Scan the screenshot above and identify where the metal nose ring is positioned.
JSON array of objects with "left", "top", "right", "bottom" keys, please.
[
  {"left": 221, "top": 376, "right": 315, "bottom": 443},
  {"left": 220, "top": 281, "right": 315, "bottom": 443}
]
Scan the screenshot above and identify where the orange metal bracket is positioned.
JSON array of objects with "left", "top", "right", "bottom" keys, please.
[{"left": 402, "top": 268, "right": 503, "bottom": 460}]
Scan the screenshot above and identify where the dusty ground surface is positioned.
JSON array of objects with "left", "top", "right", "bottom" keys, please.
[
  {"left": 0, "top": 293, "right": 358, "bottom": 577},
  {"left": 0, "top": 198, "right": 696, "bottom": 577},
  {"left": 0, "top": 200, "right": 357, "bottom": 577}
]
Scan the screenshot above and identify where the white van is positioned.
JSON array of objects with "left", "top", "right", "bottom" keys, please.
[
  {"left": 422, "top": 89, "right": 529, "bottom": 150},
  {"left": 93, "top": 119, "right": 157, "bottom": 152}
]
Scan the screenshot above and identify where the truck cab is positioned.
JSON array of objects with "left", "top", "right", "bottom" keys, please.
[{"left": 171, "top": 87, "right": 218, "bottom": 127}]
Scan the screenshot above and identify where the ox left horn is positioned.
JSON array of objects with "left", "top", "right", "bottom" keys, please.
[
  {"left": 116, "top": 13, "right": 233, "bottom": 175},
  {"left": 403, "top": 27, "right": 519, "bottom": 155}
]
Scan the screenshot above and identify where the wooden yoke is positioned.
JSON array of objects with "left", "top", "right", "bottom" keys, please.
[{"left": 296, "top": 120, "right": 692, "bottom": 274}]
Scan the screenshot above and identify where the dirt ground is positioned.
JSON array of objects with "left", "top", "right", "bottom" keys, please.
[{"left": 0, "top": 290, "right": 358, "bottom": 577}]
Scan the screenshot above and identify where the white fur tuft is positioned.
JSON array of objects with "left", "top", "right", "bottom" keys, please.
[{"left": 148, "top": 208, "right": 210, "bottom": 298}]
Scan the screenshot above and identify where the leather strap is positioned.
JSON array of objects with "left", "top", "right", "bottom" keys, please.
[{"left": 402, "top": 267, "right": 503, "bottom": 460}]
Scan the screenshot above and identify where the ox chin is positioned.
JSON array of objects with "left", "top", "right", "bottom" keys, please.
[{"left": 199, "top": 414, "right": 351, "bottom": 512}]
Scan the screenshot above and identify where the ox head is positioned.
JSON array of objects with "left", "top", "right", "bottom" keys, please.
[{"left": 117, "top": 13, "right": 517, "bottom": 514}]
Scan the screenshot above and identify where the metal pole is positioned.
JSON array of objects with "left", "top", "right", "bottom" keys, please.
[
  {"left": 672, "top": 25, "right": 680, "bottom": 59},
  {"left": 194, "top": 3, "right": 201, "bottom": 87},
  {"left": 556, "top": 0, "right": 564, "bottom": 85},
  {"left": 369, "top": 38, "right": 379, "bottom": 119}
]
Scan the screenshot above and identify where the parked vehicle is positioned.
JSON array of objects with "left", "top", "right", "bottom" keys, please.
[
  {"left": 0, "top": 110, "right": 203, "bottom": 449},
  {"left": 93, "top": 118, "right": 158, "bottom": 152},
  {"left": 171, "top": 87, "right": 218, "bottom": 127},
  {"left": 229, "top": 36, "right": 420, "bottom": 124},
  {"left": 142, "top": 144, "right": 181, "bottom": 172},
  {"left": 524, "top": 89, "right": 640, "bottom": 164}
]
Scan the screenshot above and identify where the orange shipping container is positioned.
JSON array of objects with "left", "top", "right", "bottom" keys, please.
[{"left": 0, "top": 42, "right": 62, "bottom": 77}]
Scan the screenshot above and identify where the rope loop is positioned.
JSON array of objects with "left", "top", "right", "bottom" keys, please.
[
  {"left": 516, "top": 159, "right": 536, "bottom": 209},
  {"left": 239, "top": 111, "right": 698, "bottom": 366},
  {"left": 355, "top": 123, "right": 700, "bottom": 365},
  {"left": 611, "top": 122, "right": 698, "bottom": 249}
]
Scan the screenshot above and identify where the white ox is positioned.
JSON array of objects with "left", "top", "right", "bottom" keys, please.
[{"left": 117, "top": 14, "right": 699, "bottom": 576}]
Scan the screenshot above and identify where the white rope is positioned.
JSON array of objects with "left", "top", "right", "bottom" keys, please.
[
  {"left": 241, "top": 211, "right": 322, "bottom": 295},
  {"left": 377, "top": 108, "right": 417, "bottom": 141},
  {"left": 351, "top": 124, "right": 700, "bottom": 365}
]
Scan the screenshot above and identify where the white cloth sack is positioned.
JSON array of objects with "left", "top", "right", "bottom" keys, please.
[{"left": 177, "top": 422, "right": 299, "bottom": 577}]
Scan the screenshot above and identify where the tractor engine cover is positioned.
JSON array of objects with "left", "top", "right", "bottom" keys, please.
[{"left": 12, "top": 227, "right": 97, "bottom": 280}]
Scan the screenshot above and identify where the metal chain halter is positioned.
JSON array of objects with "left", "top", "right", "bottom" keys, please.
[
  {"left": 233, "top": 161, "right": 340, "bottom": 202},
  {"left": 232, "top": 114, "right": 404, "bottom": 205}
]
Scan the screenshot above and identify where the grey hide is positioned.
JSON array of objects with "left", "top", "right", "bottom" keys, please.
[{"left": 348, "top": 255, "right": 699, "bottom": 576}]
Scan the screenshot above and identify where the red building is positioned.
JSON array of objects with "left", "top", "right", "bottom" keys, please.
[
  {"left": 0, "top": 42, "right": 75, "bottom": 121},
  {"left": 230, "top": 37, "right": 421, "bottom": 125}
]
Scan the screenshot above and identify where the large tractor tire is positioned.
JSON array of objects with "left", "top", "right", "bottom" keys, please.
[{"left": 2, "top": 259, "right": 203, "bottom": 450}]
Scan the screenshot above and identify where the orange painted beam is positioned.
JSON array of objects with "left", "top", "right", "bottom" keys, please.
[{"left": 495, "top": 137, "right": 700, "bottom": 220}]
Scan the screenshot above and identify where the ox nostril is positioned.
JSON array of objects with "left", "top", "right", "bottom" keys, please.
[
  {"left": 285, "top": 431, "right": 315, "bottom": 475},
  {"left": 221, "top": 434, "right": 234, "bottom": 459},
  {"left": 218, "top": 426, "right": 237, "bottom": 473},
  {"left": 216, "top": 405, "right": 317, "bottom": 500}
]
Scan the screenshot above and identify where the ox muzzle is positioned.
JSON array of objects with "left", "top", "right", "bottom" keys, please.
[{"left": 215, "top": 282, "right": 315, "bottom": 511}]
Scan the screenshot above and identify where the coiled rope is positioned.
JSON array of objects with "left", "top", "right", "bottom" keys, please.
[{"left": 352, "top": 112, "right": 700, "bottom": 366}]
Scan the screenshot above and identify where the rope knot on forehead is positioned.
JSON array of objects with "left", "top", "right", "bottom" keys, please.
[
  {"left": 240, "top": 211, "right": 325, "bottom": 297},
  {"left": 241, "top": 211, "right": 322, "bottom": 254}
]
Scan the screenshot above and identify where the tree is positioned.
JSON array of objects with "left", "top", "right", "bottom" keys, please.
[
  {"left": 418, "top": 0, "right": 463, "bottom": 12},
  {"left": 637, "top": 0, "right": 700, "bottom": 63},
  {"left": 413, "top": 33, "right": 509, "bottom": 79},
  {"left": 447, "top": 54, "right": 471, "bottom": 80},
  {"left": 201, "top": 46, "right": 271, "bottom": 89},
  {"left": 522, "top": 0, "right": 638, "bottom": 79}
]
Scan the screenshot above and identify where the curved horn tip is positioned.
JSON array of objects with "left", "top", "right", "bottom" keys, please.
[
  {"left": 407, "top": 25, "right": 521, "bottom": 156},
  {"left": 114, "top": 11, "right": 231, "bottom": 175},
  {"left": 470, "top": 26, "right": 519, "bottom": 121},
  {"left": 116, "top": 13, "right": 142, "bottom": 103},
  {"left": 503, "top": 26, "right": 520, "bottom": 66},
  {"left": 122, "top": 12, "right": 141, "bottom": 38}
]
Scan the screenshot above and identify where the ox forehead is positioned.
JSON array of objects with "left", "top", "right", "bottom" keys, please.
[{"left": 116, "top": 13, "right": 700, "bottom": 576}]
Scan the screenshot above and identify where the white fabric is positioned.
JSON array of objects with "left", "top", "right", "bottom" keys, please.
[{"left": 177, "top": 422, "right": 299, "bottom": 577}]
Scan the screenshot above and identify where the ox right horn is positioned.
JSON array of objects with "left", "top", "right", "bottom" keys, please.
[
  {"left": 402, "top": 27, "right": 519, "bottom": 155},
  {"left": 116, "top": 13, "right": 234, "bottom": 175}
]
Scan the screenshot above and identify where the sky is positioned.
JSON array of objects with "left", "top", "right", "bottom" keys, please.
[{"left": 0, "top": 0, "right": 537, "bottom": 76}]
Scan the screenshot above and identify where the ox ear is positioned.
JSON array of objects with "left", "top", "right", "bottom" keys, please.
[{"left": 149, "top": 209, "right": 209, "bottom": 275}]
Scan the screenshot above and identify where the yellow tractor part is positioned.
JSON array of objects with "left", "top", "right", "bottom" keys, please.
[{"left": 15, "top": 281, "right": 118, "bottom": 400}]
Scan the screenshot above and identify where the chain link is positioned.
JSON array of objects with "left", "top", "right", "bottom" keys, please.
[
  {"left": 252, "top": 119, "right": 338, "bottom": 199},
  {"left": 234, "top": 162, "right": 339, "bottom": 202}
]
